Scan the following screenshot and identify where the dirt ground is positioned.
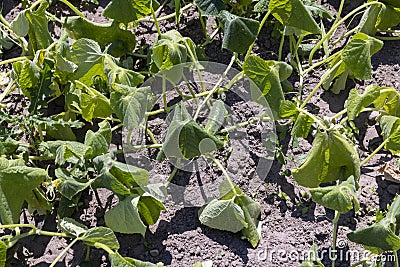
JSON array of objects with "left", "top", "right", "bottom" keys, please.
[{"left": 2, "top": 0, "right": 400, "bottom": 266}]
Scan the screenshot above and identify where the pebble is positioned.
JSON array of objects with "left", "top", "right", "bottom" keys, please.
[
  {"left": 195, "top": 247, "right": 201, "bottom": 256},
  {"left": 176, "top": 253, "right": 184, "bottom": 260},
  {"left": 387, "top": 184, "right": 400, "bottom": 195},
  {"left": 149, "top": 249, "right": 159, "bottom": 257}
]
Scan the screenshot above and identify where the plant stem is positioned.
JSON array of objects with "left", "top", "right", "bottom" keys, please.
[
  {"left": 210, "top": 156, "right": 236, "bottom": 194},
  {"left": 219, "top": 115, "right": 271, "bottom": 134},
  {"left": 58, "top": 0, "right": 85, "bottom": 18},
  {"left": 50, "top": 238, "right": 80, "bottom": 267},
  {"left": 300, "top": 59, "right": 343, "bottom": 108},
  {"left": 395, "top": 250, "right": 399, "bottom": 267},
  {"left": 308, "top": 1, "right": 382, "bottom": 64},
  {"left": 193, "top": 53, "right": 236, "bottom": 121},
  {"left": 0, "top": 56, "right": 33, "bottom": 66},
  {"left": 0, "top": 82, "right": 16, "bottom": 104},
  {"left": 331, "top": 211, "right": 340, "bottom": 267},
  {"left": 302, "top": 50, "right": 341, "bottom": 76},
  {"left": 151, "top": 6, "right": 162, "bottom": 37},
  {"left": 297, "top": 107, "right": 328, "bottom": 131},
  {"left": 245, "top": 10, "right": 272, "bottom": 60},
  {"left": 278, "top": 32, "right": 285, "bottom": 62},
  {"left": 137, "top": 3, "right": 194, "bottom": 23},
  {"left": 360, "top": 138, "right": 390, "bottom": 167},
  {"left": 165, "top": 166, "right": 178, "bottom": 187}
]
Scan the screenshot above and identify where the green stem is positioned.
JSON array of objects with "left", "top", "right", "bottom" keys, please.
[
  {"left": 0, "top": 82, "right": 16, "bottom": 104},
  {"left": 219, "top": 115, "right": 271, "bottom": 134},
  {"left": 165, "top": 166, "right": 178, "bottom": 187},
  {"left": 50, "top": 238, "right": 80, "bottom": 267},
  {"left": 125, "top": 143, "right": 162, "bottom": 150},
  {"left": 93, "top": 242, "right": 114, "bottom": 255},
  {"left": 210, "top": 156, "right": 236, "bottom": 195},
  {"left": 376, "top": 36, "right": 400, "bottom": 41},
  {"left": 297, "top": 107, "right": 328, "bottom": 131},
  {"left": 245, "top": 10, "right": 272, "bottom": 60},
  {"left": 360, "top": 138, "right": 390, "bottom": 167},
  {"left": 0, "top": 56, "right": 33, "bottom": 66},
  {"left": 308, "top": 1, "right": 382, "bottom": 64},
  {"left": 58, "top": 0, "right": 85, "bottom": 18},
  {"left": 151, "top": 6, "right": 162, "bottom": 37},
  {"left": 278, "top": 31, "right": 285, "bottom": 62},
  {"left": 395, "top": 250, "right": 399, "bottom": 267},
  {"left": 302, "top": 50, "right": 341, "bottom": 76},
  {"left": 333, "top": 0, "right": 345, "bottom": 26},
  {"left": 193, "top": 54, "right": 236, "bottom": 121},
  {"left": 138, "top": 3, "right": 194, "bottom": 23},
  {"left": 331, "top": 211, "right": 340, "bottom": 267},
  {"left": 300, "top": 59, "right": 343, "bottom": 108}
]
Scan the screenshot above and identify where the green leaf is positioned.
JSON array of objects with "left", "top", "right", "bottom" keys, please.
[
  {"left": 298, "top": 243, "right": 324, "bottom": 267},
  {"left": 55, "top": 168, "right": 93, "bottom": 200},
  {"left": 292, "top": 130, "right": 360, "bottom": 188},
  {"left": 341, "top": 33, "right": 383, "bottom": 80},
  {"left": 310, "top": 176, "right": 360, "bottom": 213},
  {"left": 81, "top": 227, "right": 120, "bottom": 250},
  {"left": 10, "top": 11, "right": 29, "bottom": 37},
  {"left": 93, "top": 154, "right": 149, "bottom": 195},
  {"left": 292, "top": 112, "right": 314, "bottom": 138},
  {"left": 0, "top": 137, "right": 19, "bottom": 155},
  {"left": 136, "top": 194, "right": 166, "bottom": 225},
  {"left": 0, "top": 160, "right": 47, "bottom": 224},
  {"left": 372, "top": 87, "right": 400, "bottom": 116},
  {"left": 67, "top": 38, "right": 106, "bottom": 86},
  {"left": 158, "top": 104, "right": 224, "bottom": 161},
  {"left": 381, "top": 0, "right": 400, "bottom": 8},
  {"left": 194, "top": 0, "right": 226, "bottom": 16},
  {"left": 39, "top": 140, "right": 92, "bottom": 165},
  {"left": 205, "top": 100, "right": 227, "bottom": 135},
  {"left": 379, "top": 115, "right": 400, "bottom": 154},
  {"left": 58, "top": 217, "right": 89, "bottom": 237},
  {"left": 103, "top": 0, "right": 151, "bottom": 24},
  {"left": 110, "top": 86, "right": 151, "bottom": 130},
  {"left": 218, "top": 11, "right": 260, "bottom": 54},
  {"left": 348, "top": 195, "right": 400, "bottom": 253},
  {"left": 0, "top": 240, "right": 6, "bottom": 267},
  {"left": 105, "top": 195, "right": 147, "bottom": 235},
  {"left": 64, "top": 17, "right": 137, "bottom": 57},
  {"left": 280, "top": 100, "right": 298, "bottom": 119},
  {"left": 199, "top": 199, "right": 247, "bottom": 233},
  {"left": 345, "top": 85, "right": 381, "bottom": 126},
  {"left": 254, "top": 0, "right": 269, "bottom": 12},
  {"left": 109, "top": 252, "right": 164, "bottom": 267},
  {"left": 243, "top": 55, "right": 292, "bottom": 119},
  {"left": 268, "top": 0, "right": 321, "bottom": 34},
  {"left": 25, "top": 2, "right": 53, "bottom": 53},
  {"left": 105, "top": 57, "right": 144, "bottom": 89},
  {"left": 376, "top": 4, "right": 400, "bottom": 30},
  {"left": 84, "top": 120, "right": 111, "bottom": 157},
  {"left": 234, "top": 195, "right": 261, "bottom": 247},
  {"left": 79, "top": 86, "right": 113, "bottom": 122}
]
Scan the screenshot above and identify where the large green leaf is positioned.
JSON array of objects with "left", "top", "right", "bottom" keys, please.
[
  {"left": 268, "top": 0, "right": 321, "bottom": 34},
  {"left": 199, "top": 199, "right": 247, "bottom": 233},
  {"left": 64, "top": 17, "right": 136, "bottom": 57},
  {"left": 379, "top": 115, "right": 400, "bottom": 154},
  {"left": 93, "top": 154, "right": 149, "bottom": 195},
  {"left": 341, "top": 33, "right": 383, "bottom": 80},
  {"left": 105, "top": 195, "right": 147, "bottom": 235},
  {"left": 67, "top": 38, "right": 106, "bottom": 86},
  {"left": 376, "top": 4, "right": 400, "bottom": 30},
  {"left": 84, "top": 120, "right": 111, "bottom": 157},
  {"left": 0, "top": 159, "right": 47, "bottom": 224},
  {"left": 234, "top": 195, "right": 261, "bottom": 248},
  {"left": 194, "top": 0, "right": 226, "bottom": 16},
  {"left": 103, "top": 0, "right": 151, "bottom": 24},
  {"left": 292, "top": 130, "right": 360, "bottom": 188},
  {"left": 348, "top": 195, "right": 400, "bottom": 253},
  {"left": 372, "top": 87, "right": 400, "bottom": 116},
  {"left": 157, "top": 104, "right": 224, "bottom": 161},
  {"left": 243, "top": 55, "right": 292, "bottom": 119},
  {"left": 25, "top": 2, "right": 53, "bottom": 54},
  {"left": 110, "top": 86, "right": 151, "bottom": 130},
  {"left": 105, "top": 56, "right": 144, "bottom": 89},
  {"left": 218, "top": 11, "right": 260, "bottom": 54},
  {"left": 345, "top": 85, "right": 381, "bottom": 127},
  {"left": 39, "top": 140, "right": 92, "bottom": 165},
  {"left": 0, "top": 240, "right": 6, "bottom": 267},
  {"left": 55, "top": 168, "right": 93, "bottom": 200},
  {"left": 310, "top": 176, "right": 360, "bottom": 213},
  {"left": 79, "top": 85, "right": 113, "bottom": 122}
]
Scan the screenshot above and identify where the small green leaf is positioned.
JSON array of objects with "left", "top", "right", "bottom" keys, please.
[
  {"left": 0, "top": 240, "right": 6, "bottom": 267},
  {"left": 25, "top": 2, "right": 53, "bottom": 53},
  {"left": 58, "top": 217, "right": 88, "bottom": 237},
  {"left": 194, "top": 0, "right": 226, "bottom": 16},
  {"left": 105, "top": 57, "right": 144, "bottom": 89},
  {"left": 103, "top": 0, "right": 151, "bottom": 24},
  {"left": 199, "top": 199, "right": 247, "bottom": 232},
  {"left": 291, "top": 112, "right": 314, "bottom": 138},
  {"left": 10, "top": 11, "right": 29, "bottom": 37},
  {"left": 105, "top": 195, "right": 147, "bottom": 235},
  {"left": 342, "top": 33, "right": 383, "bottom": 80},
  {"left": 218, "top": 11, "right": 260, "bottom": 54},
  {"left": 84, "top": 121, "right": 111, "bottom": 157},
  {"left": 345, "top": 85, "right": 381, "bottom": 125},
  {"left": 109, "top": 252, "right": 164, "bottom": 267},
  {"left": 137, "top": 194, "right": 166, "bottom": 225},
  {"left": 292, "top": 130, "right": 360, "bottom": 188},
  {"left": 310, "top": 176, "right": 360, "bottom": 213},
  {"left": 205, "top": 100, "right": 227, "bottom": 135},
  {"left": 79, "top": 86, "right": 113, "bottom": 122},
  {"left": 268, "top": 0, "right": 321, "bottom": 34},
  {"left": 243, "top": 55, "right": 292, "bottom": 119},
  {"left": 55, "top": 168, "right": 93, "bottom": 200},
  {"left": 280, "top": 100, "right": 298, "bottom": 119},
  {"left": 235, "top": 195, "right": 261, "bottom": 247},
  {"left": 379, "top": 115, "right": 400, "bottom": 154},
  {"left": 81, "top": 227, "right": 120, "bottom": 250},
  {"left": 373, "top": 87, "right": 400, "bottom": 116}
]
